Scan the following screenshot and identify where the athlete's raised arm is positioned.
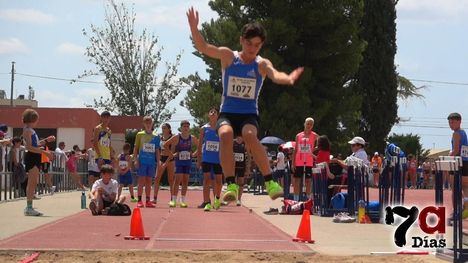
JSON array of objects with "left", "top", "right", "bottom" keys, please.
[
  {"left": 187, "top": 7, "right": 233, "bottom": 66},
  {"left": 260, "top": 58, "right": 304, "bottom": 86}
]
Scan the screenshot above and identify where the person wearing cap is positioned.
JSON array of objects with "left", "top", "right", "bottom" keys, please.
[
  {"left": 331, "top": 136, "right": 369, "bottom": 168},
  {"left": 371, "top": 152, "right": 383, "bottom": 187},
  {"left": 447, "top": 112, "right": 468, "bottom": 219}
]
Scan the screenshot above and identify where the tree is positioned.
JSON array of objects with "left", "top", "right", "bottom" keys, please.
[
  {"left": 397, "top": 75, "right": 426, "bottom": 100},
  {"left": 184, "top": 0, "right": 365, "bottom": 151},
  {"left": 353, "top": 0, "right": 398, "bottom": 154},
  {"left": 180, "top": 73, "right": 221, "bottom": 127},
  {"left": 81, "top": 0, "right": 182, "bottom": 127},
  {"left": 387, "top": 133, "right": 430, "bottom": 160}
]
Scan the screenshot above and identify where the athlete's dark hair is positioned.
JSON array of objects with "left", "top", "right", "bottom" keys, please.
[
  {"left": 100, "top": 164, "right": 114, "bottom": 175},
  {"left": 317, "top": 135, "right": 331, "bottom": 152},
  {"left": 241, "top": 22, "right": 266, "bottom": 42}
]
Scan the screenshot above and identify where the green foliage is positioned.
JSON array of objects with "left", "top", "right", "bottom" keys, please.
[
  {"left": 81, "top": 0, "right": 182, "bottom": 127},
  {"left": 124, "top": 128, "right": 139, "bottom": 153},
  {"left": 184, "top": 0, "right": 366, "bottom": 152},
  {"left": 180, "top": 73, "right": 221, "bottom": 127},
  {"left": 387, "top": 133, "right": 430, "bottom": 160},
  {"left": 353, "top": 0, "right": 398, "bottom": 154},
  {"left": 397, "top": 75, "right": 426, "bottom": 100}
]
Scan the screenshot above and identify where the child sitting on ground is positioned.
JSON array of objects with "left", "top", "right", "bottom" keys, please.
[{"left": 89, "top": 164, "right": 126, "bottom": 215}]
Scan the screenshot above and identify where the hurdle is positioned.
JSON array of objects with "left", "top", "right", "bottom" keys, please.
[
  {"left": 435, "top": 156, "right": 468, "bottom": 263},
  {"left": 311, "top": 157, "right": 370, "bottom": 217},
  {"left": 379, "top": 155, "right": 407, "bottom": 219}
]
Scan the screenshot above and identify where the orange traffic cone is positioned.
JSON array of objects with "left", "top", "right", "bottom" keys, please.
[
  {"left": 292, "top": 209, "right": 315, "bottom": 243},
  {"left": 124, "top": 207, "right": 149, "bottom": 240}
]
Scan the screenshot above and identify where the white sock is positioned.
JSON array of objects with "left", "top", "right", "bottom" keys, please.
[
  {"left": 172, "top": 195, "right": 176, "bottom": 202},
  {"left": 181, "top": 196, "right": 186, "bottom": 203}
]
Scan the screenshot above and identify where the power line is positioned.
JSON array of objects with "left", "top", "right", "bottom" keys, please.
[
  {"left": 16, "top": 73, "right": 103, "bottom": 84},
  {"left": 409, "top": 78, "right": 468, "bottom": 86},
  {"left": 15, "top": 72, "right": 189, "bottom": 87},
  {"left": 396, "top": 124, "right": 448, "bottom": 129}
]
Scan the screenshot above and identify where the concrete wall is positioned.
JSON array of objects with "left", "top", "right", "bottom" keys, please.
[
  {"left": 57, "top": 128, "right": 85, "bottom": 151},
  {"left": 111, "top": 133, "right": 125, "bottom": 158}
]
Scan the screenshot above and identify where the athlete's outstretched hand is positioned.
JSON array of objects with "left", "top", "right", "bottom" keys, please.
[
  {"left": 187, "top": 7, "right": 199, "bottom": 30},
  {"left": 289, "top": 67, "right": 304, "bottom": 85}
]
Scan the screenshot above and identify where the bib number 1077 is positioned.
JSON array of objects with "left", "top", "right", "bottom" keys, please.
[
  {"left": 232, "top": 85, "right": 252, "bottom": 95},
  {"left": 227, "top": 76, "right": 256, "bottom": 99}
]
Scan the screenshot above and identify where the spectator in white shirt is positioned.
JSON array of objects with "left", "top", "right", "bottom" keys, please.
[{"left": 273, "top": 146, "right": 286, "bottom": 187}]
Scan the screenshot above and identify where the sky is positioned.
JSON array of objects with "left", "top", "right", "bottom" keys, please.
[{"left": 0, "top": 0, "right": 467, "bottom": 150}]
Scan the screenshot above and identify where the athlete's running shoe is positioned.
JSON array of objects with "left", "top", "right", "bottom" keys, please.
[
  {"left": 214, "top": 198, "right": 221, "bottom": 210},
  {"left": 222, "top": 183, "right": 239, "bottom": 203},
  {"left": 145, "top": 201, "right": 155, "bottom": 208},
  {"left": 24, "top": 207, "right": 43, "bottom": 216},
  {"left": 169, "top": 200, "right": 176, "bottom": 208},
  {"left": 236, "top": 200, "right": 242, "bottom": 207},
  {"left": 137, "top": 201, "right": 144, "bottom": 208},
  {"left": 204, "top": 203, "right": 212, "bottom": 212},
  {"left": 130, "top": 197, "right": 138, "bottom": 203},
  {"left": 265, "top": 180, "right": 283, "bottom": 200},
  {"left": 180, "top": 202, "right": 188, "bottom": 208},
  {"left": 463, "top": 209, "right": 468, "bottom": 219}
]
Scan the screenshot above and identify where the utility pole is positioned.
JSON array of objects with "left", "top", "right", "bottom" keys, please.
[{"left": 10, "top": 61, "right": 15, "bottom": 107}]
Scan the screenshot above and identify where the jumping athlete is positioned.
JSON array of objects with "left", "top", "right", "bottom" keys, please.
[{"left": 187, "top": 7, "right": 304, "bottom": 203}]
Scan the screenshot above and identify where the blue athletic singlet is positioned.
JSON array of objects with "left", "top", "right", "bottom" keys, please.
[
  {"left": 175, "top": 134, "right": 192, "bottom": 167},
  {"left": 221, "top": 51, "right": 265, "bottom": 115},
  {"left": 452, "top": 129, "right": 468, "bottom": 161},
  {"left": 24, "top": 127, "right": 39, "bottom": 147},
  {"left": 118, "top": 153, "right": 129, "bottom": 172},
  {"left": 201, "top": 124, "right": 220, "bottom": 164},
  {"left": 139, "top": 135, "right": 160, "bottom": 166}
]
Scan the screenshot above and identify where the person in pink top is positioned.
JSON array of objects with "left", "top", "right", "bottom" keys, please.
[
  {"left": 67, "top": 145, "right": 85, "bottom": 190},
  {"left": 291, "top": 117, "right": 318, "bottom": 201}
]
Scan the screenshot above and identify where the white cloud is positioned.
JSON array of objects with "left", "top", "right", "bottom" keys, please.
[
  {"left": 56, "top": 42, "right": 85, "bottom": 55},
  {"left": 36, "top": 86, "right": 109, "bottom": 108},
  {"left": 0, "top": 38, "right": 29, "bottom": 54},
  {"left": 136, "top": 0, "right": 218, "bottom": 30},
  {"left": 397, "top": 0, "right": 468, "bottom": 24},
  {"left": 0, "top": 8, "right": 56, "bottom": 24}
]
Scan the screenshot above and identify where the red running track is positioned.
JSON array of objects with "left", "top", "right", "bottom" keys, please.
[{"left": 0, "top": 191, "right": 310, "bottom": 251}]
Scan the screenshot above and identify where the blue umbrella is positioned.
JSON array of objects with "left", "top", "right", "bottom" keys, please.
[{"left": 260, "top": 136, "right": 285, "bottom": 145}]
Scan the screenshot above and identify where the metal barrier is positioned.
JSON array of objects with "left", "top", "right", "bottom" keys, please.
[
  {"left": 379, "top": 156, "right": 407, "bottom": 210},
  {"left": 435, "top": 156, "right": 467, "bottom": 263},
  {"left": 312, "top": 157, "right": 370, "bottom": 217},
  {"left": 0, "top": 145, "right": 89, "bottom": 203}
]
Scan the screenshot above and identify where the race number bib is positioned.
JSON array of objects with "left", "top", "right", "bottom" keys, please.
[
  {"left": 179, "top": 151, "right": 191, "bottom": 160},
  {"left": 143, "top": 143, "right": 155, "bottom": 153},
  {"left": 461, "top": 145, "right": 468, "bottom": 158},
  {"left": 234, "top": 153, "right": 245, "bottom": 162},
  {"left": 227, "top": 76, "right": 256, "bottom": 100},
  {"left": 119, "top": 161, "right": 128, "bottom": 169},
  {"left": 205, "top": 141, "right": 219, "bottom": 152},
  {"left": 100, "top": 137, "right": 110, "bottom": 147},
  {"left": 299, "top": 144, "right": 311, "bottom": 154}
]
